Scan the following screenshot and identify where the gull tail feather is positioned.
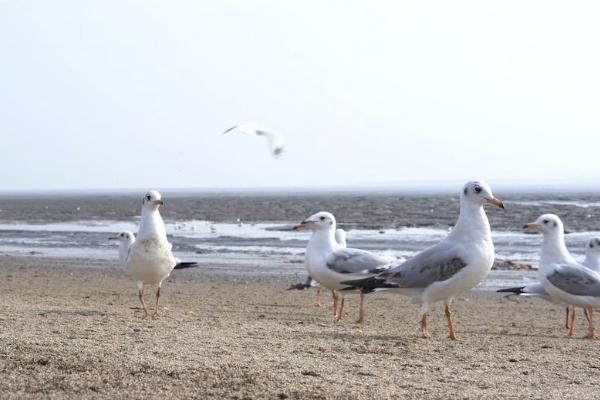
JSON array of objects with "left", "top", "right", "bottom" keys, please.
[
  {"left": 340, "top": 276, "right": 398, "bottom": 294},
  {"left": 496, "top": 286, "right": 527, "bottom": 294},
  {"left": 174, "top": 262, "right": 199, "bottom": 270}
]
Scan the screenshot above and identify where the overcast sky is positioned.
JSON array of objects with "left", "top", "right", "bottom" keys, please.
[{"left": 1, "top": 1, "right": 599, "bottom": 191}]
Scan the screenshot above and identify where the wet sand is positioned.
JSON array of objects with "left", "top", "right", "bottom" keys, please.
[{"left": 1, "top": 256, "right": 599, "bottom": 399}]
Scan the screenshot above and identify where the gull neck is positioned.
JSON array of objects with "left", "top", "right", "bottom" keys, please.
[
  {"left": 540, "top": 229, "right": 573, "bottom": 266},
  {"left": 584, "top": 253, "right": 600, "bottom": 270},
  {"left": 448, "top": 200, "right": 491, "bottom": 243},
  {"left": 139, "top": 207, "right": 167, "bottom": 240},
  {"left": 307, "top": 226, "right": 340, "bottom": 253}
]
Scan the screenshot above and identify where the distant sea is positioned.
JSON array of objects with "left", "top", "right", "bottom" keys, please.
[{"left": 0, "top": 190, "right": 599, "bottom": 265}]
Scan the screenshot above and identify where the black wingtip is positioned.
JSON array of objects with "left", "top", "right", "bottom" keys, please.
[
  {"left": 496, "top": 286, "right": 526, "bottom": 294},
  {"left": 174, "top": 262, "right": 200, "bottom": 270}
]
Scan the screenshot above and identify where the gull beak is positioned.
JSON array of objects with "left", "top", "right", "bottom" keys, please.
[
  {"left": 523, "top": 222, "right": 539, "bottom": 232},
  {"left": 487, "top": 198, "right": 505, "bottom": 209},
  {"left": 108, "top": 235, "right": 119, "bottom": 241},
  {"left": 293, "top": 220, "right": 312, "bottom": 230},
  {"left": 154, "top": 200, "right": 164, "bottom": 206}
]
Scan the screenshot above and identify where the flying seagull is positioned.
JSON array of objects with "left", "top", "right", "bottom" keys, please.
[{"left": 223, "top": 121, "right": 284, "bottom": 158}]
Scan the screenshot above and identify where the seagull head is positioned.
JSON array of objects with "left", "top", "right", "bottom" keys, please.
[
  {"left": 524, "top": 214, "right": 563, "bottom": 235},
  {"left": 142, "top": 190, "right": 164, "bottom": 211},
  {"left": 109, "top": 231, "right": 135, "bottom": 243},
  {"left": 586, "top": 237, "right": 600, "bottom": 255},
  {"left": 461, "top": 181, "right": 504, "bottom": 209},
  {"left": 294, "top": 211, "right": 336, "bottom": 231}
]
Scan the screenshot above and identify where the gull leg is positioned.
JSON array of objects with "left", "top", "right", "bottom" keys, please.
[
  {"left": 567, "top": 307, "right": 576, "bottom": 337},
  {"left": 420, "top": 314, "right": 429, "bottom": 338},
  {"left": 331, "top": 290, "right": 338, "bottom": 317},
  {"left": 565, "top": 307, "right": 571, "bottom": 331},
  {"left": 335, "top": 297, "right": 345, "bottom": 322},
  {"left": 445, "top": 304, "right": 457, "bottom": 341},
  {"left": 583, "top": 306, "right": 595, "bottom": 339},
  {"left": 138, "top": 285, "right": 149, "bottom": 319},
  {"left": 314, "top": 288, "right": 323, "bottom": 307},
  {"left": 152, "top": 286, "right": 161, "bottom": 318},
  {"left": 356, "top": 292, "right": 365, "bottom": 325}
]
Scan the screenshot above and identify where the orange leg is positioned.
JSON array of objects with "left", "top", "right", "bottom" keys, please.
[
  {"left": 356, "top": 292, "right": 365, "bottom": 325},
  {"left": 420, "top": 314, "right": 429, "bottom": 338},
  {"left": 138, "top": 287, "right": 149, "bottom": 319},
  {"left": 445, "top": 304, "right": 457, "bottom": 340},
  {"left": 567, "top": 307, "right": 576, "bottom": 337},
  {"left": 314, "top": 288, "right": 323, "bottom": 307},
  {"left": 331, "top": 290, "right": 338, "bottom": 317},
  {"left": 583, "top": 306, "right": 595, "bottom": 339},
  {"left": 335, "top": 297, "right": 345, "bottom": 322}
]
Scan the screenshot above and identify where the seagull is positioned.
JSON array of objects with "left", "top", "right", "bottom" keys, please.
[
  {"left": 342, "top": 181, "right": 504, "bottom": 340},
  {"left": 523, "top": 214, "right": 600, "bottom": 339},
  {"left": 497, "top": 237, "right": 600, "bottom": 335},
  {"left": 583, "top": 237, "right": 600, "bottom": 272},
  {"left": 288, "top": 228, "right": 348, "bottom": 308},
  {"left": 125, "top": 191, "right": 177, "bottom": 319},
  {"left": 109, "top": 231, "right": 199, "bottom": 270},
  {"left": 294, "top": 214, "right": 392, "bottom": 325},
  {"left": 223, "top": 121, "right": 284, "bottom": 158}
]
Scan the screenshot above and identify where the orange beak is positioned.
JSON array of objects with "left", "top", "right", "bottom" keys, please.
[
  {"left": 293, "top": 220, "right": 312, "bottom": 230},
  {"left": 487, "top": 198, "right": 505, "bottom": 209}
]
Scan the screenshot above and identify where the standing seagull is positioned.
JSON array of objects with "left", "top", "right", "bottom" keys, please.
[
  {"left": 497, "top": 237, "right": 600, "bottom": 335},
  {"left": 223, "top": 121, "right": 284, "bottom": 158},
  {"left": 342, "top": 181, "right": 504, "bottom": 340},
  {"left": 583, "top": 237, "right": 600, "bottom": 273},
  {"left": 288, "top": 228, "right": 348, "bottom": 308},
  {"left": 524, "top": 214, "right": 600, "bottom": 339},
  {"left": 294, "top": 213, "right": 392, "bottom": 324},
  {"left": 109, "top": 231, "right": 199, "bottom": 270},
  {"left": 125, "top": 191, "right": 177, "bottom": 318}
]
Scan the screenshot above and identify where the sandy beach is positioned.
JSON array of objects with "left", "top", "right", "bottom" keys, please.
[{"left": 0, "top": 256, "right": 598, "bottom": 399}]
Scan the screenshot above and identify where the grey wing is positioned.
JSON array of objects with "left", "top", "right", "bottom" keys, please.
[
  {"left": 385, "top": 241, "right": 467, "bottom": 288},
  {"left": 326, "top": 248, "right": 391, "bottom": 275},
  {"left": 547, "top": 263, "right": 600, "bottom": 296}
]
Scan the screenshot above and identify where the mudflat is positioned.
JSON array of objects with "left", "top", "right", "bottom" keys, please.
[{"left": 1, "top": 256, "right": 598, "bottom": 399}]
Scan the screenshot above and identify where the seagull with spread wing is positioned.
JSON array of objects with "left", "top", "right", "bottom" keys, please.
[
  {"left": 342, "top": 181, "right": 504, "bottom": 340},
  {"left": 223, "top": 121, "right": 284, "bottom": 158}
]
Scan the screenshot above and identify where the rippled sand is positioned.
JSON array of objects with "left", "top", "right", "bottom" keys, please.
[{"left": 1, "top": 256, "right": 599, "bottom": 399}]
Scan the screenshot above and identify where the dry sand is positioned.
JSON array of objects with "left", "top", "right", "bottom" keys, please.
[{"left": 1, "top": 256, "right": 599, "bottom": 399}]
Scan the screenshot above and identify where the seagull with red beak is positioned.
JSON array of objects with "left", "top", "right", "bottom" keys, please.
[
  {"left": 125, "top": 190, "right": 177, "bottom": 319},
  {"left": 341, "top": 180, "right": 504, "bottom": 340}
]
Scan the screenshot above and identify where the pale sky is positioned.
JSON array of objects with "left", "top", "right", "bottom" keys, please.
[{"left": 1, "top": 1, "right": 599, "bottom": 191}]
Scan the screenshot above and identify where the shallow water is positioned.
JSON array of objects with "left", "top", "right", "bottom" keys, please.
[{"left": 0, "top": 191, "right": 598, "bottom": 264}]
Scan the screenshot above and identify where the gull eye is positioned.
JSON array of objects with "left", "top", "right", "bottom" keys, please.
[
  {"left": 474, "top": 186, "right": 482, "bottom": 194},
  {"left": 590, "top": 243, "right": 594, "bottom": 248},
  {"left": 320, "top": 216, "right": 326, "bottom": 221},
  {"left": 543, "top": 219, "right": 549, "bottom": 225},
  {"left": 146, "top": 195, "right": 151, "bottom": 201}
]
